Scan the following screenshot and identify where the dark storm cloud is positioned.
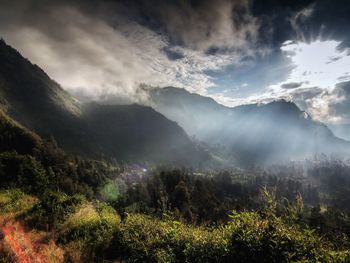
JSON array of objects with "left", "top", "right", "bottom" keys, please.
[
  {"left": 1, "top": 0, "right": 349, "bottom": 63},
  {"left": 248, "top": 0, "right": 350, "bottom": 52},
  {"left": 102, "top": 0, "right": 260, "bottom": 51},
  {"left": 0, "top": 0, "right": 261, "bottom": 52},
  {"left": 304, "top": 0, "right": 350, "bottom": 47},
  {"left": 251, "top": 0, "right": 314, "bottom": 47},
  {"left": 204, "top": 0, "right": 350, "bottom": 113},
  {"left": 281, "top": 82, "right": 304, "bottom": 89}
]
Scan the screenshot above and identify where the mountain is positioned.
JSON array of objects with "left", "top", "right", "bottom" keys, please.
[
  {"left": 330, "top": 124, "right": 350, "bottom": 141},
  {"left": 81, "top": 102, "right": 211, "bottom": 165},
  {"left": 0, "top": 39, "right": 87, "bottom": 154},
  {"left": 0, "top": 39, "right": 211, "bottom": 166},
  {"left": 2, "top": 37, "right": 347, "bottom": 168},
  {"left": 148, "top": 86, "right": 230, "bottom": 141},
  {"left": 148, "top": 87, "right": 350, "bottom": 166}
]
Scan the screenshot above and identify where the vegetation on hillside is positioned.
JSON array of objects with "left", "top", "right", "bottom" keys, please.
[{"left": 1, "top": 187, "right": 349, "bottom": 262}]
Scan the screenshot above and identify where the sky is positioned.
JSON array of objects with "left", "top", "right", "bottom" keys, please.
[{"left": 1, "top": 0, "right": 350, "bottom": 125}]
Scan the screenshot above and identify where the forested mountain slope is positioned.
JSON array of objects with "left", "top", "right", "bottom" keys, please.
[{"left": 0, "top": 40, "right": 210, "bottom": 166}]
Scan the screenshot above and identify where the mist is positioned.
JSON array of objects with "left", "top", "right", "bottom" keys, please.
[{"left": 148, "top": 87, "right": 350, "bottom": 167}]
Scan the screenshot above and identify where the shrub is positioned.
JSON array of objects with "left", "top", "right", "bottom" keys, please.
[
  {"left": 26, "top": 191, "right": 85, "bottom": 229},
  {"left": 58, "top": 201, "right": 119, "bottom": 261},
  {"left": 0, "top": 152, "right": 48, "bottom": 194},
  {"left": 107, "top": 212, "right": 348, "bottom": 262},
  {"left": 0, "top": 188, "right": 38, "bottom": 215},
  {"left": 226, "top": 210, "right": 334, "bottom": 262}
]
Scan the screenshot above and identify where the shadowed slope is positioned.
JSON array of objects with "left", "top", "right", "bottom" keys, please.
[{"left": 0, "top": 40, "right": 210, "bottom": 166}]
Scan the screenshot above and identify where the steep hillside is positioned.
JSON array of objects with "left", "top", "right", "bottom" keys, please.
[
  {"left": 0, "top": 39, "right": 87, "bottom": 154},
  {"left": 82, "top": 103, "right": 211, "bottom": 165},
  {"left": 0, "top": 109, "right": 41, "bottom": 154},
  {"left": 0, "top": 40, "right": 210, "bottom": 166}
]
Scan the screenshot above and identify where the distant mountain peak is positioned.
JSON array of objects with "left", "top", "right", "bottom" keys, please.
[{"left": 147, "top": 85, "right": 350, "bottom": 166}]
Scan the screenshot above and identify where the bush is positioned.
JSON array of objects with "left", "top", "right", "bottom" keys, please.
[
  {"left": 0, "top": 152, "right": 48, "bottom": 193},
  {"left": 26, "top": 191, "right": 85, "bottom": 229},
  {"left": 226, "top": 210, "right": 337, "bottom": 262},
  {"left": 58, "top": 201, "right": 119, "bottom": 261},
  {"left": 0, "top": 188, "right": 38, "bottom": 215},
  {"left": 107, "top": 212, "right": 348, "bottom": 263}
]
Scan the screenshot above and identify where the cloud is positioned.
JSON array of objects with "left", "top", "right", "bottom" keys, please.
[
  {"left": 320, "top": 81, "right": 350, "bottom": 124},
  {"left": 234, "top": 39, "right": 350, "bottom": 124},
  {"left": 281, "top": 40, "right": 350, "bottom": 123},
  {"left": 279, "top": 40, "right": 350, "bottom": 89},
  {"left": 290, "top": 5, "right": 315, "bottom": 42},
  {"left": 281, "top": 82, "right": 304, "bottom": 89},
  {"left": 2, "top": 0, "right": 350, "bottom": 128},
  {"left": 0, "top": 0, "right": 262, "bottom": 102},
  {"left": 152, "top": 0, "right": 259, "bottom": 51}
]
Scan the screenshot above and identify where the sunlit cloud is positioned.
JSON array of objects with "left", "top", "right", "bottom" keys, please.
[
  {"left": 280, "top": 40, "right": 350, "bottom": 89},
  {"left": 266, "top": 40, "right": 350, "bottom": 124},
  {"left": 212, "top": 40, "right": 350, "bottom": 125},
  {"left": 0, "top": 0, "right": 261, "bottom": 103}
]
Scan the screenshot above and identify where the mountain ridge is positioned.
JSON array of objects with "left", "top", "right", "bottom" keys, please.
[
  {"left": 0, "top": 39, "right": 211, "bottom": 167},
  {"left": 147, "top": 86, "right": 350, "bottom": 166}
]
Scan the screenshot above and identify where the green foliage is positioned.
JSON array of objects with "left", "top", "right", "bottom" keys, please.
[
  {"left": 106, "top": 190, "right": 349, "bottom": 262},
  {"left": 26, "top": 191, "right": 85, "bottom": 228},
  {"left": 0, "top": 152, "right": 48, "bottom": 193},
  {"left": 261, "top": 186, "right": 277, "bottom": 218},
  {"left": 0, "top": 188, "right": 38, "bottom": 215},
  {"left": 0, "top": 107, "right": 119, "bottom": 198},
  {"left": 282, "top": 193, "right": 304, "bottom": 224},
  {"left": 120, "top": 169, "right": 229, "bottom": 223},
  {"left": 227, "top": 211, "right": 329, "bottom": 262},
  {"left": 106, "top": 210, "right": 348, "bottom": 263},
  {"left": 0, "top": 138, "right": 116, "bottom": 197},
  {"left": 58, "top": 201, "right": 120, "bottom": 260},
  {"left": 1, "top": 186, "right": 349, "bottom": 263},
  {"left": 59, "top": 201, "right": 119, "bottom": 243},
  {"left": 109, "top": 213, "right": 228, "bottom": 262}
]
